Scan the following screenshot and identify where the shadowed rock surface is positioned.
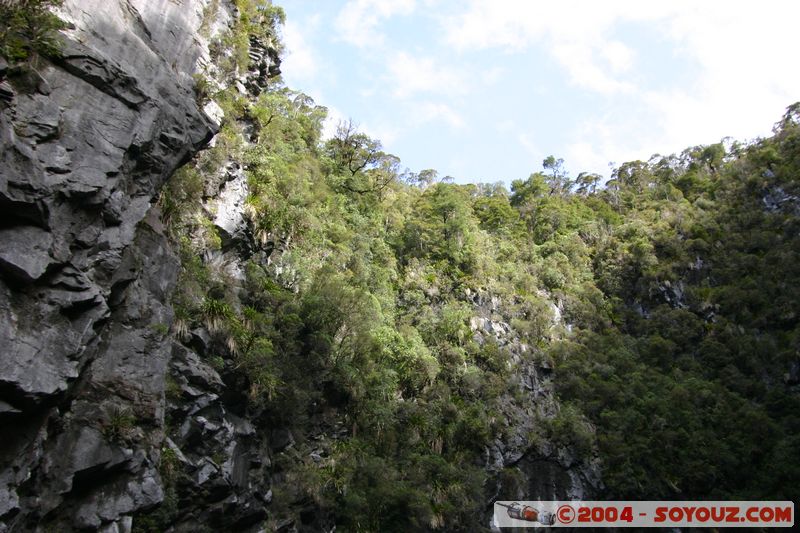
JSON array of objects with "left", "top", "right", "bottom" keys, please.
[
  {"left": 1, "top": 2, "right": 596, "bottom": 531},
  {"left": 0, "top": 0, "right": 216, "bottom": 529}
]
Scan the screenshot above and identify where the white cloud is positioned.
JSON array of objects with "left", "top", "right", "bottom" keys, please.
[
  {"left": 319, "top": 103, "right": 400, "bottom": 145},
  {"left": 496, "top": 119, "right": 515, "bottom": 133},
  {"left": 281, "top": 0, "right": 800, "bottom": 183},
  {"left": 443, "top": 0, "right": 800, "bottom": 174},
  {"left": 415, "top": 102, "right": 465, "bottom": 128},
  {"left": 443, "top": 0, "right": 674, "bottom": 51},
  {"left": 358, "top": 120, "right": 401, "bottom": 146},
  {"left": 551, "top": 42, "right": 634, "bottom": 94},
  {"left": 281, "top": 17, "right": 320, "bottom": 82},
  {"left": 564, "top": 118, "right": 631, "bottom": 177},
  {"left": 442, "top": 0, "right": 668, "bottom": 95},
  {"left": 321, "top": 103, "right": 347, "bottom": 140},
  {"left": 566, "top": 141, "right": 609, "bottom": 177},
  {"left": 602, "top": 41, "right": 634, "bottom": 74},
  {"left": 517, "top": 133, "right": 538, "bottom": 156},
  {"left": 647, "top": 2, "right": 800, "bottom": 146},
  {"left": 387, "top": 51, "right": 467, "bottom": 98},
  {"left": 336, "top": 0, "right": 416, "bottom": 48}
]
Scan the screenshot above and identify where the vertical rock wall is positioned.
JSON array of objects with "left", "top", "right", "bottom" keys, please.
[
  {"left": 465, "top": 290, "right": 602, "bottom": 530},
  {"left": 0, "top": 1, "right": 220, "bottom": 529}
]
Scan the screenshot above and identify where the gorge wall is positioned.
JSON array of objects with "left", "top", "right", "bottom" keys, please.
[
  {"left": 0, "top": 1, "right": 599, "bottom": 531},
  {"left": 1, "top": 0, "right": 220, "bottom": 529}
]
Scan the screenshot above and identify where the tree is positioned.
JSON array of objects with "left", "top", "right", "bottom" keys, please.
[
  {"left": 510, "top": 173, "right": 548, "bottom": 206},
  {"left": 326, "top": 120, "right": 382, "bottom": 176},
  {"left": 775, "top": 101, "right": 800, "bottom": 132},
  {"left": 0, "top": 0, "right": 65, "bottom": 63},
  {"left": 401, "top": 183, "right": 480, "bottom": 273},
  {"left": 325, "top": 120, "right": 399, "bottom": 196},
  {"left": 543, "top": 155, "right": 572, "bottom": 195},
  {"left": 247, "top": 90, "right": 327, "bottom": 147},
  {"left": 603, "top": 177, "right": 621, "bottom": 210},
  {"left": 472, "top": 184, "right": 519, "bottom": 232},
  {"left": 614, "top": 160, "right": 652, "bottom": 193},
  {"left": 407, "top": 168, "right": 438, "bottom": 188},
  {"left": 575, "top": 172, "right": 602, "bottom": 195}
]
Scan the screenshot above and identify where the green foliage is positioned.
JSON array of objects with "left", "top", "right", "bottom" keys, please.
[
  {"left": 191, "top": 73, "right": 214, "bottom": 104},
  {"left": 165, "top": 375, "right": 182, "bottom": 401},
  {"left": 159, "top": 165, "right": 204, "bottom": 230},
  {"left": 541, "top": 403, "right": 595, "bottom": 457},
  {"left": 159, "top": 445, "right": 180, "bottom": 485},
  {"left": 102, "top": 405, "right": 136, "bottom": 443},
  {"left": 167, "top": 17, "right": 800, "bottom": 522},
  {"left": 400, "top": 183, "right": 482, "bottom": 276},
  {"left": 219, "top": 0, "right": 285, "bottom": 74},
  {"left": 150, "top": 322, "right": 170, "bottom": 337},
  {"left": 200, "top": 297, "right": 233, "bottom": 333},
  {"left": 0, "top": 0, "right": 65, "bottom": 62},
  {"left": 539, "top": 108, "right": 800, "bottom": 501},
  {"left": 472, "top": 183, "right": 520, "bottom": 233},
  {"left": 324, "top": 119, "right": 400, "bottom": 198},
  {"left": 198, "top": 0, "right": 220, "bottom": 38}
]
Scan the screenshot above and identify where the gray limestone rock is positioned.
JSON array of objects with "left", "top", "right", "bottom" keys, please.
[
  {"left": 12, "top": 94, "right": 61, "bottom": 141},
  {"left": 0, "top": 226, "right": 55, "bottom": 283},
  {"left": 469, "top": 291, "right": 602, "bottom": 516},
  {"left": 0, "top": 0, "right": 222, "bottom": 528},
  {"left": 211, "top": 168, "right": 249, "bottom": 248}
]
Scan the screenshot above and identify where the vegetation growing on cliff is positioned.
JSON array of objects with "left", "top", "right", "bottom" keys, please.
[
  {"left": 158, "top": 2, "right": 800, "bottom": 530},
  {"left": 0, "top": 0, "right": 65, "bottom": 62}
]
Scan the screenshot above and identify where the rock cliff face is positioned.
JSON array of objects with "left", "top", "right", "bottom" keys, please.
[
  {"left": 464, "top": 291, "right": 601, "bottom": 531},
  {"left": 1, "top": 2, "right": 596, "bottom": 531},
  {"left": 0, "top": 0, "right": 220, "bottom": 530}
]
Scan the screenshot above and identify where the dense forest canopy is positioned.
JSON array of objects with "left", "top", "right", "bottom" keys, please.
[
  {"left": 162, "top": 30, "right": 800, "bottom": 524},
  {"left": 128, "top": 1, "right": 800, "bottom": 524}
]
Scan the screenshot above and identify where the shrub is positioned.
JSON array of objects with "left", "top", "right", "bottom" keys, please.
[{"left": 0, "top": 0, "right": 65, "bottom": 63}]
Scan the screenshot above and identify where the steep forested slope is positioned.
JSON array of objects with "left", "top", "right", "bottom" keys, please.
[
  {"left": 548, "top": 109, "right": 800, "bottom": 500},
  {"left": 162, "top": 33, "right": 800, "bottom": 525}
]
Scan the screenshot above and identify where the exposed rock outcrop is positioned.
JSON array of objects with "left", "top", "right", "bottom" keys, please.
[
  {"left": 0, "top": 0, "right": 221, "bottom": 529},
  {"left": 464, "top": 289, "right": 602, "bottom": 515},
  {"left": 246, "top": 35, "right": 281, "bottom": 95}
]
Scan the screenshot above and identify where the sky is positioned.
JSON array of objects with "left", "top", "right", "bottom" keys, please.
[{"left": 278, "top": 0, "right": 800, "bottom": 184}]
